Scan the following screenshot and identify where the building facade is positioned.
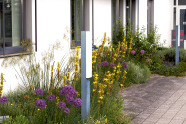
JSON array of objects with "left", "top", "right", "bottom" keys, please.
[{"left": 0, "top": 0, "right": 185, "bottom": 94}]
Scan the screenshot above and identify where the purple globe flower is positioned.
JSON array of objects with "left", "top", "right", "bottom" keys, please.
[
  {"left": 59, "top": 85, "right": 77, "bottom": 97},
  {"left": 101, "top": 61, "right": 109, "bottom": 66},
  {"left": 71, "top": 89, "right": 77, "bottom": 97},
  {"left": 110, "top": 63, "right": 115, "bottom": 68},
  {"left": 48, "top": 94, "right": 55, "bottom": 101},
  {"left": 58, "top": 101, "right": 66, "bottom": 109},
  {"left": 64, "top": 108, "right": 70, "bottom": 114},
  {"left": 59, "top": 89, "right": 65, "bottom": 96},
  {"left": 73, "top": 98, "right": 82, "bottom": 107},
  {"left": 66, "top": 95, "right": 74, "bottom": 104},
  {"left": 131, "top": 50, "right": 135, "bottom": 55},
  {"left": 123, "top": 62, "right": 128, "bottom": 69},
  {"left": 0, "top": 96, "right": 8, "bottom": 103},
  {"left": 35, "top": 99, "right": 46, "bottom": 108},
  {"left": 36, "top": 88, "right": 44, "bottom": 96},
  {"left": 140, "top": 50, "right": 145, "bottom": 54}
]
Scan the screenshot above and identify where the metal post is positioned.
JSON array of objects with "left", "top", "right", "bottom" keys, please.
[
  {"left": 175, "top": 25, "right": 180, "bottom": 66},
  {"left": 81, "top": 0, "right": 92, "bottom": 120},
  {"left": 81, "top": 31, "right": 92, "bottom": 120}
]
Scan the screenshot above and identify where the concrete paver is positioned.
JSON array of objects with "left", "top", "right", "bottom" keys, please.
[{"left": 119, "top": 75, "right": 186, "bottom": 124}]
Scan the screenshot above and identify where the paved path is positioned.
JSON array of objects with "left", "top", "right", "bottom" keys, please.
[{"left": 119, "top": 75, "right": 186, "bottom": 124}]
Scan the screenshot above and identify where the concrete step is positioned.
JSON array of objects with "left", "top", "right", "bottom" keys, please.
[{"left": 0, "top": 116, "right": 9, "bottom": 123}]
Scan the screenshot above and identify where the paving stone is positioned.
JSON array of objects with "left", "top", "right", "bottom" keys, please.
[
  {"left": 120, "top": 76, "right": 186, "bottom": 123},
  {"left": 158, "top": 105, "right": 171, "bottom": 110},
  {"left": 131, "top": 117, "right": 145, "bottom": 124},
  {"left": 169, "top": 119, "right": 184, "bottom": 124},
  {"left": 153, "top": 109, "right": 167, "bottom": 115},
  {"left": 137, "top": 113, "right": 150, "bottom": 119},
  {"left": 183, "top": 119, "right": 186, "bottom": 124},
  {"left": 173, "top": 111, "right": 186, "bottom": 120},
  {"left": 161, "top": 110, "right": 177, "bottom": 119},
  {"left": 142, "top": 120, "right": 155, "bottom": 124},
  {"left": 155, "top": 117, "right": 171, "bottom": 124}
]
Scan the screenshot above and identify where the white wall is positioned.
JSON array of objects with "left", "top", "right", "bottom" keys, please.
[
  {"left": 154, "top": 0, "right": 173, "bottom": 47},
  {"left": 0, "top": 0, "right": 72, "bottom": 95},
  {"left": 37, "top": 0, "right": 70, "bottom": 52},
  {"left": 0, "top": 0, "right": 36, "bottom": 95},
  {"left": 94, "top": 0, "right": 112, "bottom": 46},
  {"left": 139, "top": 0, "right": 147, "bottom": 36}
]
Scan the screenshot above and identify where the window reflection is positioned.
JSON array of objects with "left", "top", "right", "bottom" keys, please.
[{"left": 178, "top": 0, "right": 186, "bottom": 5}]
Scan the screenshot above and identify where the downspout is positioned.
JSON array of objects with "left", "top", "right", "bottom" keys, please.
[{"left": 35, "top": 0, "right": 37, "bottom": 51}]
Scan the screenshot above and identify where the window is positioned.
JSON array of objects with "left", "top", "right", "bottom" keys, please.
[
  {"left": 178, "top": 0, "right": 186, "bottom": 5},
  {"left": 0, "top": 0, "right": 23, "bottom": 56},
  {"left": 112, "top": 0, "right": 123, "bottom": 42},
  {"left": 174, "top": 0, "right": 176, "bottom": 5},
  {"left": 71, "top": 0, "right": 81, "bottom": 48},
  {"left": 147, "top": 0, "right": 154, "bottom": 34},
  {"left": 173, "top": 7, "right": 176, "bottom": 30}
]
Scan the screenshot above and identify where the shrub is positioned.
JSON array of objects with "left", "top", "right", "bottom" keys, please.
[
  {"left": 125, "top": 61, "right": 151, "bottom": 84},
  {"left": 154, "top": 62, "right": 186, "bottom": 77},
  {"left": 157, "top": 48, "right": 186, "bottom": 63}
]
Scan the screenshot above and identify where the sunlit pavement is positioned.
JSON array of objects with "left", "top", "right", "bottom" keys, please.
[{"left": 119, "top": 75, "right": 186, "bottom": 124}]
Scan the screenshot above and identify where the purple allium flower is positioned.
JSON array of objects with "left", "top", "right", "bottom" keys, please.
[
  {"left": 71, "top": 89, "right": 77, "bottom": 97},
  {"left": 59, "top": 89, "right": 65, "bottom": 95},
  {"left": 58, "top": 101, "right": 66, "bottom": 109},
  {"left": 0, "top": 96, "right": 8, "bottom": 103},
  {"left": 131, "top": 50, "right": 135, "bottom": 55},
  {"left": 66, "top": 95, "right": 74, "bottom": 104},
  {"left": 110, "top": 63, "right": 115, "bottom": 68},
  {"left": 101, "top": 61, "right": 109, "bottom": 66},
  {"left": 59, "top": 85, "right": 77, "bottom": 97},
  {"left": 64, "top": 108, "right": 70, "bottom": 114},
  {"left": 48, "top": 94, "right": 55, "bottom": 101},
  {"left": 123, "top": 62, "right": 128, "bottom": 69},
  {"left": 140, "top": 50, "right": 145, "bottom": 54},
  {"left": 36, "top": 88, "right": 44, "bottom": 96},
  {"left": 35, "top": 99, "right": 46, "bottom": 108},
  {"left": 73, "top": 98, "right": 82, "bottom": 107}
]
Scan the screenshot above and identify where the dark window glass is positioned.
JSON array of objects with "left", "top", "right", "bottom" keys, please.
[
  {"left": 112, "top": 0, "right": 124, "bottom": 42},
  {"left": 180, "top": 9, "right": 186, "bottom": 40},
  {"left": 174, "top": 0, "right": 176, "bottom": 5},
  {"left": 178, "top": 0, "right": 186, "bottom": 5},
  {"left": 126, "top": 0, "right": 130, "bottom": 25},
  {"left": 0, "top": 0, "right": 22, "bottom": 56},
  {"left": 173, "top": 8, "right": 176, "bottom": 30},
  {"left": 71, "top": 0, "right": 81, "bottom": 47}
]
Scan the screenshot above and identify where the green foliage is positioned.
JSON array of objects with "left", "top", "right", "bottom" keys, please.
[
  {"left": 112, "top": 18, "right": 125, "bottom": 48},
  {"left": 153, "top": 62, "right": 186, "bottom": 77},
  {"left": 3, "top": 115, "right": 29, "bottom": 124},
  {"left": 157, "top": 48, "right": 186, "bottom": 62},
  {"left": 125, "top": 61, "right": 151, "bottom": 84}
]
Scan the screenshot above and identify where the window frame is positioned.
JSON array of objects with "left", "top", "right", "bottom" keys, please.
[
  {"left": 0, "top": 0, "right": 25, "bottom": 57},
  {"left": 70, "top": 0, "right": 82, "bottom": 48}
]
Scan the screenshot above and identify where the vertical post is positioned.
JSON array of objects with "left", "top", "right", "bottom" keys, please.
[
  {"left": 81, "top": 0, "right": 92, "bottom": 120},
  {"left": 81, "top": 31, "right": 92, "bottom": 120},
  {"left": 175, "top": 25, "right": 180, "bottom": 66}
]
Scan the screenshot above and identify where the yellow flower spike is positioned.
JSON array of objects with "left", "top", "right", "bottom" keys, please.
[
  {"left": 38, "top": 109, "right": 40, "bottom": 111},
  {"left": 93, "top": 89, "right": 96, "bottom": 92},
  {"left": 120, "top": 84, "right": 124, "bottom": 88},
  {"left": 99, "top": 96, "right": 103, "bottom": 100},
  {"left": 105, "top": 118, "right": 108, "bottom": 123}
]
